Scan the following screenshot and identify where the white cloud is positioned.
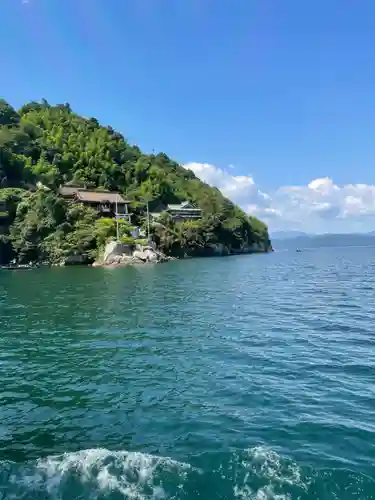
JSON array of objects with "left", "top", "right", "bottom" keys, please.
[
  {"left": 276, "top": 179, "right": 375, "bottom": 229},
  {"left": 307, "top": 177, "right": 338, "bottom": 194},
  {"left": 183, "top": 162, "right": 270, "bottom": 209},
  {"left": 183, "top": 162, "right": 375, "bottom": 233}
]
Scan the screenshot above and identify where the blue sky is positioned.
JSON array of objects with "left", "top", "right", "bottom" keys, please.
[{"left": 2, "top": 0, "right": 375, "bottom": 232}]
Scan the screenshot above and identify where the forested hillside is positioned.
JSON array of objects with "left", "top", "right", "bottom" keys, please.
[{"left": 0, "top": 98, "right": 271, "bottom": 264}]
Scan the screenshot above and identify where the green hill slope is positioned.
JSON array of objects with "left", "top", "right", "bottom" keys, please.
[{"left": 0, "top": 98, "right": 271, "bottom": 264}]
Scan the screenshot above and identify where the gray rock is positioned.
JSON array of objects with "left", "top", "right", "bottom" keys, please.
[
  {"left": 103, "top": 241, "right": 124, "bottom": 262},
  {"left": 132, "top": 249, "right": 157, "bottom": 262},
  {"left": 95, "top": 240, "right": 171, "bottom": 267}
]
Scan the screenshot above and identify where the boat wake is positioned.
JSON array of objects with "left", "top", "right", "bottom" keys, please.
[
  {"left": 0, "top": 446, "right": 373, "bottom": 499},
  {"left": 2, "top": 448, "right": 193, "bottom": 500}
]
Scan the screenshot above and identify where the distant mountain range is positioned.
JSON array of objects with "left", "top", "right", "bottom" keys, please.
[
  {"left": 271, "top": 231, "right": 375, "bottom": 250},
  {"left": 271, "top": 231, "right": 310, "bottom": 240}
]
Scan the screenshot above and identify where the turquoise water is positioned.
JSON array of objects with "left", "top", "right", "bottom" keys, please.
[{"left": 1, "top": 247, "right": 375, "bottom": 499}]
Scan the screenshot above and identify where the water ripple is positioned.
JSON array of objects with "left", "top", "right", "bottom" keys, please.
[{"left": 1, "top": 246, "right": 375, "bottom": 498}]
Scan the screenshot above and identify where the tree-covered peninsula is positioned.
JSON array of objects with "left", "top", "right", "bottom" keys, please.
[{"left": 0, "top": 98, "right": 272, "bottom": 265}]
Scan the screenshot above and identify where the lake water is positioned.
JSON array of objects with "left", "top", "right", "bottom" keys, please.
[{"left": 1, "top": 247, "right": 375, "bottom": 499}]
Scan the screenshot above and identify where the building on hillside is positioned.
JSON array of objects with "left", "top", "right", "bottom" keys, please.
[
  {"left": 150, "top": 201, "right": 202, "bottom": 221},
  {"left": 59, "top": 186, "right": 132, "bottom": 222}
]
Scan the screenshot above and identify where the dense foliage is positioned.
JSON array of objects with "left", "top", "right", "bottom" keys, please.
[{"left": 0, "top": 98, "right": 271, "bottom": 264}]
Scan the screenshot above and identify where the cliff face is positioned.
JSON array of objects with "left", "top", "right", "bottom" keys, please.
[{"left": 0, "top": 99, "right": 272, "bottom": 264}]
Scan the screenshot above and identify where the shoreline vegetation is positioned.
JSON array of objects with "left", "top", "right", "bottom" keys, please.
[{"left": 0, "top": 98, "right": 272, "bottom": 267}]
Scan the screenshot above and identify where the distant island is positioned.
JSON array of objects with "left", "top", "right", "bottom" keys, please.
[{"left": 0, "top": 99, "right": 272, "bottom": 266}]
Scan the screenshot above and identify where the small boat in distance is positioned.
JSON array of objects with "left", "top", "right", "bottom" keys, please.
[
  {"left": 2, "top": 260, "right": 35, "bottom": 270},
  {"left": 4, "top": 264, "right": 33, "bottom": 270},
  {"left": 296, "top": 248, "right": 302, "bottom": 253},
  {"left": 3, "top": 264, "right": 32, "bottom": 271}
]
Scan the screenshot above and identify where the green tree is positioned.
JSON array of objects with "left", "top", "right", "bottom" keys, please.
[{"left": 0, "top": 99, "right": 19, "bottom": 126}]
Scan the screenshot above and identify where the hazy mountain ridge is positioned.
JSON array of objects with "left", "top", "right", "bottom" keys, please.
[
  {"left": 271, "top": 231, "right": 310, "bottom": 240},
  {"left": 273, "top": 231, "right": 375, "bottom": 250}
]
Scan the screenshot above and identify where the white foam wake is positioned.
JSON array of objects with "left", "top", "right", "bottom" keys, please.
[
  {"left": 2, "top": 445, "right": 311, "bottom": 499},
  {"left": 233, "top": 446, "right": 308, "bottom": 500},
  {"left": 8, "top": 448, "right": 194, "bottom": 499}
]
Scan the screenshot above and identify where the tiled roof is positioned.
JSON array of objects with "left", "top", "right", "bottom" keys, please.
[
  {"left": 167, "top": 202, "right": 201, "bottom": 211},
  {"left": 59, "top": 185, "right": 80, "bottom": 196},
  {"left": 76, "top": 190, "right": 128, "bottom": 203}
]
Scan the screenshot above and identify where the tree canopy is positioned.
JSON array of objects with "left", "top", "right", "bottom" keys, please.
[{"left": 0, "top": 99, "right": 271, "bottom": 264}]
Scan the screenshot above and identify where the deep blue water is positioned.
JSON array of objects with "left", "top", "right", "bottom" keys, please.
[{"left": 1, "top": 246, "right": 375, "bottom": 499}]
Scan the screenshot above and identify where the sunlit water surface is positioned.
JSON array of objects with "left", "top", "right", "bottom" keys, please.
[{"left": 1, "top": 246, "right": 375, "bottom": 499}]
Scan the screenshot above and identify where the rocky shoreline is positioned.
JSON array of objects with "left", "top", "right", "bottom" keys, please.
[
  {"left": 92, "top": 241, "right": 175, "bottom": 268},
  {"left": 1, "top": 242, "right": 272, "bottom": 269},
  {"left": 91, "top": 240, "right": 272, "bottom": 268}
]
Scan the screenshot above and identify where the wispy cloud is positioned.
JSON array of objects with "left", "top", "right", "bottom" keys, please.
[{"left": 183, "top": 162, "right": 375, "bottom": 232}]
